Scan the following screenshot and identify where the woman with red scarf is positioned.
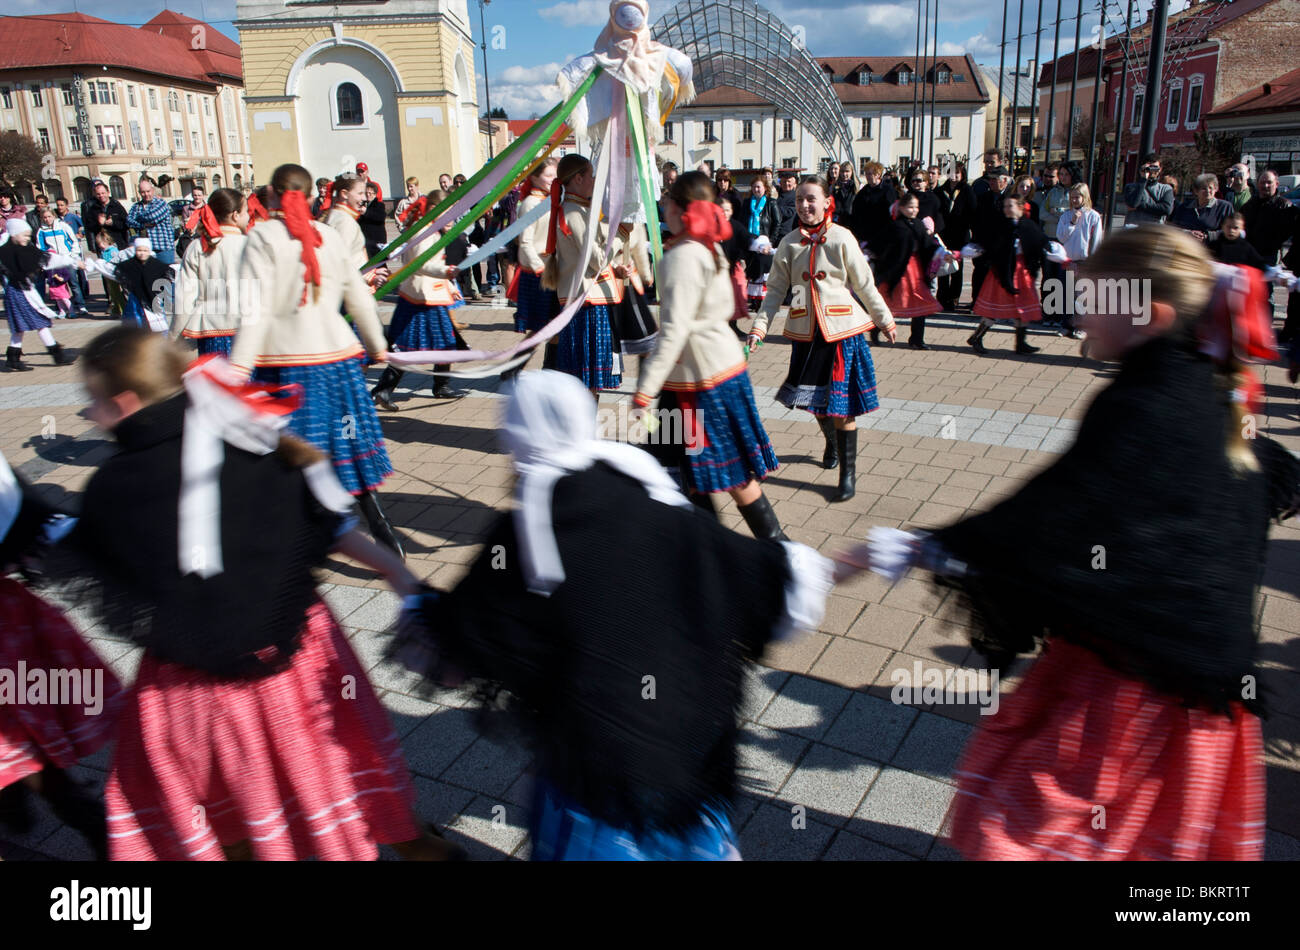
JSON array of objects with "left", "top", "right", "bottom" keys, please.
[
  {"left": 172, "top": 188, "right": 249, "bottom": 356},
  {"left": 749, "top": 175, "right": 896, "bottom": 503},
  {"left": 633, "top": 171, "right": 784, "bottom": 539}
]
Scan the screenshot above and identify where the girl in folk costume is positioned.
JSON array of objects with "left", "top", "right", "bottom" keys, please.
[
  {"left": 633, "top": 172, "right": 783, "bottom": 540},
  {"left": 369, "top": 207, "right": 469, "bottom": 410},
  {"left": 389, "top": 371, "right": 870, "bottom": 860},
  {"left": 541, "top": 154, "right": 632, "bottom": 393},
  {"left": 227, "top": 164, "right": 405, "bottom": 559},
  {"left": 859, "top": 228, "right": 1297, "bottom": 860},
  {"left": 52, "top": 327, "right": 462, "bottom": 861},
  {"left": 874, "top": 192, "right": 952, "bottom": 351},
  {"left": 171, "top": 188, "right": 249, "bottom": 357},
  {"left": 0, "top": 450, "right": 122, "bottom": 858},
  {"left": 613, "top": 222, "right": 659, "bottom": 357},
  {"left": 509, "top": 159, "right": 560, "bottom": 336},
  {"left": 325, "top": 175, "right": 376, "bottom": 277},
  {"left": 86, "top": 237, "right": 173, "bottom": 333},
  {"left": 749, "top": 176, "right": 897, "bottom": 504},
  {"left": 968, "top": 195, "right": 1048, "bottom": 355},
  {"left": 1, "top": 219, "right": 79, "bottom": 371}
]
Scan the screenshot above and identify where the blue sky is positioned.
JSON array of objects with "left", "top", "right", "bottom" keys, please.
[{"left": 47, "top": 0, "right": 1182, "bottom": 117}]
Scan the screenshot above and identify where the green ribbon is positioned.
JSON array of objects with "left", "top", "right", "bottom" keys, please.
[{"left": 625, "top": 92, "right": 663, "bottom": 268}]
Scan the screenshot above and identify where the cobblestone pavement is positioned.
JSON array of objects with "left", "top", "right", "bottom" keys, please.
[{"left": 2, "top": 269, "right": 1298, "bottom": 861}]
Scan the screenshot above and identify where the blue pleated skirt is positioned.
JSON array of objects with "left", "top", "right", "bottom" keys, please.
[
  {"left": 4, "top": 284, "right": 51, "bottom": 333},
  {"left": 196, "top": 333, "right": 235, "bottom": 357},
  {"left": 252, "top": 357, "right": 392, "bottom": 495},
  {"left": 555, "top": 303, "right": 620, "bottom": 391},
  {"left": 659, "top": 372, "right": 779, "bottom": 494},
  {"left": 514, "top": 270, "right": 556, "bottom": 334},
  {"left": 387, "top": 298, "right": 467, "bottom": 352},
  {"left": 776, "top": 329, "right": 879, "bottom": 418},
  {"left": 530, "top": 777, "right": 741, "bottom": 861}
]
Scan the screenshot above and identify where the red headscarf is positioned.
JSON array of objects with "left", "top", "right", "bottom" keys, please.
[
  {"left": 1198, "top": 263, "right": 1278, "bottom": 366},
  {"left": 246, "top": 193, "right": 270, "bottom": 228},
  {"left": 186, "top": 203, "right": 224, "bottom": 254},
  {"left": 545, "top": 179, "right": 571, "bottom": 256},
  {"left": 278, "top": 190, "right": 323, "bottom": 305},
  {"left": 679, "top": 200, "right": 732, "bottom": 246}
]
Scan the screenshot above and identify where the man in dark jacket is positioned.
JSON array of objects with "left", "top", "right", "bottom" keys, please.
[
  {"left": 81, "top": 179, "right": 129, "bottom": 250},
  {"left": 971, "top": 166, "right": 1013, "bottom": 300},
  {"left": 773, "top": 171, "right": 800, "bottom": 245},
  {"left": 938, "top": 164, "right": 976, "bottom": 310},
  {"left": 849, "top": 162, "right": 893, "bottom": 259},
  {"left": 1241, "top": 170, "right": 1297, "bottom": 265},
  {"left": 1123, "top": 154, "right": 1176, "bottom": 225}
]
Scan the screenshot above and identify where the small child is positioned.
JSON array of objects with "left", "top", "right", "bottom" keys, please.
[
  {"left": 874, "top": 192, "right": 951, "bottom": 350},
  {"left": 93, "top": 231, "right": 128, "bottom": 319},
  {"left": 968, "top": 195, "right": 1049, "bottom": 355},
  {"left": 45, "top": 269, "right": 73, "bottom": 317},
  {"left": 1208, "top": 212, "right": 1271, "bottom": 272}
]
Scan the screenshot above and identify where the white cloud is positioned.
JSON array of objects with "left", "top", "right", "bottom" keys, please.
[
  {"left": 537, "top": 0, "right": 612, "bottom": 27},
  {"left": 938, "top": 33, "right": 1000, "bottom": 59},
  {"left": 498, "top": 62, "right": 568, "bottom": 85}
]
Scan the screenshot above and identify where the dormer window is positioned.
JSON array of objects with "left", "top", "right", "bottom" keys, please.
[
  {"left": 937, "top": 69, "right": 951, "bottom": 84},
  {"left": 898, "top": 69, "right": 912, "bottom": 85}
]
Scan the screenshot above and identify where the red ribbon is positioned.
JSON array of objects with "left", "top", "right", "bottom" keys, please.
[
  {"left": 186, "top": 203, "right": 224, "bottom": 254},
  {"left": 188, "top": 354, "right": 304, "bottom": 415},
  {"left": 1198, "top": 264, "right": 1278, "bottom": 366},
  {"left": 278, "top": 190, "right": 323, "bottom": 305},
  {"left": 246, "top": 194, "right": 270, "bottom": 228},
  {"left": 680, "top": 200, "right": 732, "bottom": 246},
  {"left": 544, "top": 180, "right": 565, "bottom": 257}
]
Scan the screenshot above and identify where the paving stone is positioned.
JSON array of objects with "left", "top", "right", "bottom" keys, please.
[
  {"left": 737, "top": 802, "right": 836, "bottom": 861},
  {"left": 444, "top": 795, "right": 531, "bottom": 861},
  {"left": 775, "top": 742, "right": 880, "bottom": 824},
  {"left": 402, "top": 705, "right": 482, "bottom": 780},
  {"left": 823, "top": 692, "right": 918, "bottom": 762},
  {"left": 440, "top": 735, "right": 532, "bottom": 798},
  {"left": 823, "top": 829, "right": 917, "bottom": 861},
  {"left": 891, "top": 713, "right": 975, "bottom": 784},
  {"left": 757, "top": 673, "right": 853, "bottom": 741},
  {"left": 853, "top": 767, "right": 956, "bottom": 857},
  {"left": 736, "top": 723, "right": 811, "bottom": 797}
]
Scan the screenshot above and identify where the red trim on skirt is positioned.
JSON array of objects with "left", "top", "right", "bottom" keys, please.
[
  {"left": 882, "top": 256, "right": 942, "bottom": 319},
  {"left": 0, "top": 580, "right": 123, "bottom": 788},
  {"left": 948, "top": 638, "right": 1265, "bottom": 861},
  {"left": 105, "top": 598, "right": 420, "bottom": 860},
  {"left": 973, "top": 255, "right": 1042, "bottom": 322}
]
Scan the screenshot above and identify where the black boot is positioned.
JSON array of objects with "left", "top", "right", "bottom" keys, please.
[
  {"left": 48, "top": 342, "right": 76, "bottom": 366},
  {"left": 6, "top": 346, "right": 33, "bottom": 372},
  {"left": 358, "top": 491, "right": 406, "bottom": 560},
  {"left": 737, "top": 494, "right": 788, "bottom": 541},
  {"left": 690, "top": 491, "right": 719, "bottom": 520},
  {"left": 38, "top": 768, "right": 108, "bottom": 861},
  {"left": 833, "top": 428, "right": 857, "bottom": 502},
  {"left": 371, "top": 366, "right": 404, "bottom": 411},
  {"left": 816, "top": 416, "right": 839, "bottom": 470},
  {"left": 908, "top": 317, "right": 928, "bottom": 350},
  {"left": 1015, "top": 326, "right": 1040, "bottom": 354},
  {"left": 432, "top": 365, "right": 455, "bottom": 399},
  {"left": 967, "top": 323, "right": 990, "bottom": 355}
]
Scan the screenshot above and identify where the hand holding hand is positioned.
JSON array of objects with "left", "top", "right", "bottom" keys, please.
[{"left": 445, "top": 265, "right": 459, "bottom": 279}]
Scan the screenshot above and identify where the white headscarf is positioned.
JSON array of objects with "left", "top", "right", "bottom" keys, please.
[
  {"left": 592, "top": 0, "right": 666, "bottom": 93},
  {"left": 503, "top": 370, "right": 690, "bottom": 595},
  {"left": 133, "top": 237, "right": 153, "bottom": 253},
  {"left": 6, "top": 218, "right": 32, "bottom": 237}
]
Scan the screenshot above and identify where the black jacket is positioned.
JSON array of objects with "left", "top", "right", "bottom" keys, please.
[
  {"left": 986, "top": 216, "right": 1048, "bottom": 292},
  {"left": 774, "top": 190, "right": 799, "bottom": 244},
  {"left": 1240, "top": 195, "right": 1297, "bottom": 264},
  {"left": 740, "top": 194, "right": 779, "bottom": 243},
  {"left": 908, "top": 189, "right": 946, "bottom": 236},
  {"left": 849, "top": 182, "right": 894, "bottom": 253},
  {"left": 1208, "top": 236, "right": 1271, "bottom": 272},
  {"left": 833, "top": 180, "right": 857, "bottom": 222},
  {"left": 81, "top": 196, "right": 129, "bottom": 249},
  {"left": 874, "top": 217, "right": 939, "bottom": 289},
  {"left": 940, "top": 180, "right": 976, "bottom": 247},
  {"left": 973, "top": 185, "right": 1013, "bottom": 247},
  {"left": 359, "top": 199, "right": 388, "bottom": 250}
]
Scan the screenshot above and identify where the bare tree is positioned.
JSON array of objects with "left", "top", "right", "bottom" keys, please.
[{"left": 0, "top": 130, "right": 43, "bottom": 188}]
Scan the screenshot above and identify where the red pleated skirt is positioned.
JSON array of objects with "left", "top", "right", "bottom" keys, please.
[
  {"left": 973, "top": 255, "right": 1042, "bottom": 322},
  {"left": 104, "top": 598, "right": 421, "bottom": 860},
  {"left": 0, "top": 579, "right": 123, "bottom": 788},
  {"left": 882, "top": 256, "right": 942, "bottom": 319},
  {"left": 948, "top": 638, "right": 1265, "bottom": 861}
]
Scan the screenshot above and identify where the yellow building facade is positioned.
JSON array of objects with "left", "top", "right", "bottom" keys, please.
[{"left": 235, "top": 0, "right": 483, "bottom": 196}]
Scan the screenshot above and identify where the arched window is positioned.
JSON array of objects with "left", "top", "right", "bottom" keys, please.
[
  {"left": 336, "top": 83, "right": 364, "bottom": 126},
  {"left": 211, "top": 173, "right": 222, "bottom": 188},
  {"left": 168, "top": 91, "right": 180, "bottom": 113},
  {"left": 109, "top": 175, "right": 126, "bottom": 200},
  {"left": 73, "top": 176, "right": 92, "bottom": 202},
  {"left": 233, "top": 173, "right": 242, "bottom": 190}
]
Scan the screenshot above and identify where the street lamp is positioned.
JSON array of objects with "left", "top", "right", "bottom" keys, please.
[{"left": 479, "top": 0, "right": 495, "bottom": 159}]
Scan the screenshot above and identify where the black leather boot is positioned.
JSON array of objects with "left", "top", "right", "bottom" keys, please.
[
  {"left": 358, "top": 491, "right": 406, "bottom": 560},
  {"left": 967, "top": 323, "right": 990, "bottom": 355},
  {"left": 371, "top": 366, "right": 404, "bottom": 411},
  {"left": 737, "top": 494, "right": 788, "bottom": 541},
  {"left": 1015, "top": 325, "right": 1040, "bottom": 354},
  {"left": 833, "top": 428, "right": 857, "bottom": 502},
  {"left": 6, "top": 346, "right": 33, "bottom": 372},
  {"left": 48, "top": 342, "right": 76, "bottom": 365},
  {"left": 908, "top": 317, "right": 928, "bottom": 350},
  {"left": 816, "top": 416, "right": 839, "bottom": 470},
  {"left": 432, "top": 365, "right": 455, "bottom": 399}
]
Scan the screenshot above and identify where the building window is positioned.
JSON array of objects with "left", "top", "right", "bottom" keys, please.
[
  {"left": 699, "top": 120, "right": 714, "bottom": 142},
  {"left": 129, "top": 120, "right": 143, "bottom": 150},
  {"left": 173, "top": 128, "right": 186, "bottom": 152},
  {"left": 664, "top": 120, "right": 674, "bottom": 142},
  {"left": 857, "top": 72, "right": 871, "bottom": 86},
  {"left": 148, "top": 88, "right": 158, "bottom": 110},
  {"left": 742, "top": 159, "right": 754, "bottom": 170},
  {"left": 169, "top": 91, "right": 180, "bottom": 113},
  {"left": 187, "top": 94, "right": 195, "bottom": 115},
  {"left": 61, "top": 83, "right": 74, "bottom": 106},
  {"left": 860, "top": 117, "right": 872, "bottom": 139},
  {"left": 227, "top": 132, "right": 238, "bottom": 151},
  {"left": 37, "top": 128, "right": 50, "bottom": 151},
  {"left": 1166, "top": 85, "right": 1183, "bottom": 128},
  {"left": 899, "top": 116, "right": 911, "bottom": 138},
  {"left": 1131, "top": 91, "right": 1143, "bottom": 132},
  {"left": 781, "top": 118, "right": 794, "bottom": 140},
  {"left": 208, "top": 132, "right": 216, "bottom": 152},
  {"left": 939, "top": 116, "right": 951, "bottom": 138},
  {"left": 233, "top": 173, "right": 242, "bottom": 190},
  {"left": 91, "top": 81, "right": 116, "bottom": 105},
  {"left": 95, "top": 125, "right": 120, "bottom": 151},
  {"left": 30, "top": 85, "right": 43, "bottom": 108},
  {"left": 203, "top": 98, "right": 212, "bottom": 116},
  {"left": 741, "top": 119, "right": 753, "bottom": 141},
  {"left": 1186, "top": 81, "right": 1203, "bottom": 126},
  {"left": 211, "top": 174, "right": 222, "bottom": 188},
  {"left": 69, "top": 126, "right": 81, "bottom": 151},
  {"left": 335, "top": 82, "right": 364, "bottom": 126},
  {"left": 860, "top": 157, "right": 872, "bottom": 175},
  {"left": 154, "top": 128, "right": 164, "bottom": 151},
  {"left": 127, "top": 85, "right": 136, "bottom": 108},
  {"left": 782, "top": 157, "right": 796, "bottom": 169},
  {"left": 937, "top": 69, "right": 951, "bottom": 84},
  {"left": 191, "top": 130, "right": 200, "bottom": 153},
  {"left": 109, "top": 175, "right": 126, "bottom": 200},
  {"left": 0, "top": 87, "right": 10, "bottom": 109},
  {"left": 898, "top": 69, "right": 911, "bottom": 85}
]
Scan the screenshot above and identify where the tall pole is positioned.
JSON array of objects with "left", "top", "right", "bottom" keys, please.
[
  {"left": 1105, "top": 0, "right": 1136, "bottom": 229},
  {"left": 479, "top": 0, "right": 494, "bottom": 159},
  {"left": 1066, "top": 0, "right": 1083, "bottom": 164},
  {"left": 929, "top": 0, "right": 940, "bottom": 166},
  {"left": 1046, "top": 0, "right": 1064, "bottom": 167},
  {"left": 1027, "top": 0, "right": 1046, "bottom": 176},
  {"left": 1011, "top": 0, "right": 1026, "bottom": 175},
  {"left": 912, "top": 0, "right": 922, "bottom": 167},
  {"left": 921, "top": 0, "right": 931, "bottom": 166},
  {"left": 995, "top": 0, "right": 1010, "bottom": 156},
  {"left": 1138, "top": 0, "right": 1170, "bottom": 160},
  {"left": 1087, "top": 0, "right": 1107, "bottom": 189}
]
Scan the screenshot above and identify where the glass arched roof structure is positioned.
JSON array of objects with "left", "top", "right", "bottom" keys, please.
[{"left": 652, "top": 0, "right": 856, "bottom": 169}]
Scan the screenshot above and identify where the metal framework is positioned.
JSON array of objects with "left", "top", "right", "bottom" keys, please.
[{"left": 652, "top": 0, "right": 857, "bottom": 169}]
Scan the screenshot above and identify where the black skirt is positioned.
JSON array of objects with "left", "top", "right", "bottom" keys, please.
[{"left": 614, "top": 288, "right": 658, "bottom": 355}]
